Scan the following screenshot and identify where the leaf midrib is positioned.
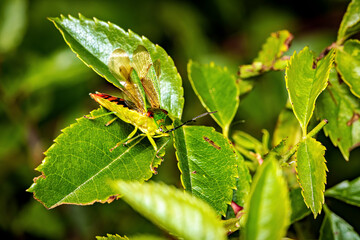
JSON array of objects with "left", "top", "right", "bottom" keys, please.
[{"left": 52, "top": 137, "right": 144, "bottom": 208}]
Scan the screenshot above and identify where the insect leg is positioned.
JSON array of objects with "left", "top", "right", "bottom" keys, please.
[
  {"left": 84, "top": 111, "right": 116, "bottom": 120},
  {"left": 110, "top": 126, "right": 138, "bottom": 152},
  {"left": 145, "top": 132, "right": 158, "bottom": 152},
  {"left": 105, "top": 117, "right": 118, "bottom": 126}
]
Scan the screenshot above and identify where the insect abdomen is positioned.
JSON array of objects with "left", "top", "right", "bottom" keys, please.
[{"left": 90, "top": 92, "right": 160, "bottom": 135}]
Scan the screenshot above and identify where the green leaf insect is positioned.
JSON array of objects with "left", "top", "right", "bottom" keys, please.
[{"left": 87, "top": 45, "right": 214, "bottom": 152}]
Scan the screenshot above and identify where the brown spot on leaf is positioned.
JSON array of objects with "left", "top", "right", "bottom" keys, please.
[
  {"left": 312, "top": 61, "right": 317, "bottom": 69},
  {"left": 106, "top": 195, "right": 118, "bottom": 203},
  {"left": 203, "top": 136, "right": 221, "bottom": 150},
  {"left": 347, "top": 113, "right": 360, "bottom": 126}
]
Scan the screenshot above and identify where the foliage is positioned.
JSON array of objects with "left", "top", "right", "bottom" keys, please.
[{"left": 1, "top": 0, "right": 359, "bottom": 239}]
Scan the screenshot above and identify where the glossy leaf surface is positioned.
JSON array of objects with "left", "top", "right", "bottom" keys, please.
[
  {"left": 188, "top": 61, "right": 239, "bottom": 136},
  {"left": 173, "top": 125, "right": 238, "bottom": 216},
  {"left": 337, "top": 0, "right": 360, "bottom": 44},
  {"left": 325, "top": 177, "right": 360, "bottom": 207},
  {"left": 335, "top": 39, "right": 360, "bottom": 98},
  {"left": 319, "top": 206, "right": 360, "bottom": 240},
  {"left": 112, "top": 181, "right": 226, "bottom": 240},
  {"left": 244, "top": 159, "right": 290, "bottom": 240},
  {"left": 296, "top": 137, "right": 327, "bottom": 218},
  {"left": 285, "top": 47, "right": 334, "bottom": 135},
  {"left": 50, "top": 14, "right": 183, "bottom": 119},
  {"left": 28, "top": 108, "right": 165, "bottom": 208},
  {"left": 316, "top": 68, "right": 360, "bottom": 160}
]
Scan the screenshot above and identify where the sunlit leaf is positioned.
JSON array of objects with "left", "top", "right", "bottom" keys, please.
[
  {"left": 325, "top": 177, "right": 360, "bottom": 207},
  {"left": 0, "top": 0, "right": 27, "bottom": 54},
  {"left": 173, "top": 125, "right": 238, "bottom": 216},
  {"left": 232, "top": 153, "right": 251, "bottom": 208},
  {"left": 239, "top": 30, "right": 293, "bottom": 78},
  {"left": 316, "top": 68, "right": 360, "bottom": 160},
  {"left": 96, "top": 234, "right": 166, "bottom": 240},
  {"left": 337, "top": 0, "right": 360, "bottom": 44},
  {"left": 28, "top": 108, "right": 166, "bottom": 209},
  {"left": 96, "top": 234, "right": 128, "bottom": 240},
  {"left": 319, "top": 205, "right": 360, "bottom": 240},
  {"left": 335, "top": 39, "right": 360, "bottom": 98},
  {"left": 187, "top": 61, "right": 239, "bottom": 136},
  {"left": 285, "top": 47, "right": 334, "bottom": 135},
  {"left": 296, "top": 137, "right": 327, "bottom": 218},
  {"left": 112, "top": 181, "right": 226, "bottom": 240},
  {"left": 243, "top": 159, "right": 290, "bottom": 240},
  {"left": 49, "top": 14, "right": 183, "bottom": 120}
]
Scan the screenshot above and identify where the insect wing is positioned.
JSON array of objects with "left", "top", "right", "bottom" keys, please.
[
  {"left": 108, "top": 48, "right": 147, "bottom": 112},
  {"left": 132, "top": 45, "right": 161, "bottom": 109}
]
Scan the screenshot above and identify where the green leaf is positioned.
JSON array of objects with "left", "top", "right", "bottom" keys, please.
[
  {"left": 239, "top": 30, "right": 293, "bottom": 78},
  {"left": 335, "top": 39, "right": 360, "bottom": 98},
  {"left": 96, "top": 234, "right": 128, "bottom": 240},
  {"left": 325, "top": 177, "right": 360, "bottom": 207},
  {"left": 316, "top": 68, "right": 360, "bottom": 160},
  {"left": 290, "top": 188, "right": 311, "bottom": 223},
  {"left": 296, "top": 137, "right": 327, "bottom": 218},
  {"left": 96, "top": 234, "right": 166, "bottom": 240},
  {"left": 20, "top": 49, "right": 92, "bottom": 93},
  {"left": 50, "top": 14, "right": 183, "bottom": 120},
  {"left": 337, "top": 0, "right": 360, "bottom": 44},
  {"left": 0, "top": 0, "right": 27, "bottom": 54},
  {"left": 112, "top": 181, "right": 226, "bottom": 240},
  {"left": 173, "top": 125, "right": 238, "bottom": 216},
  {"left": 238, "top": 79, "right": 254, "bottom": 96},
  {"left": 187, "top": 61, "right": 239, "bottom": 136},
  {"left": 232, "top": 130, "right": 266, "bottom": 155},
  {"left": 27, "top": 108, "right": 166, "bottom": 209},
  {"left": 319, "top": 205, "right": 360, "bottom": 240},
  {"left": 243, "top": 159, "right": 290, "bottom": 240},
  {"left": 232, "top": 153, "right": 252, "bottom": 208},
  {"left": 272, "top": 107, "right": 302, "bottom": 152},
  {"left": 285, "top": 47, "right": 334, "bottom": 135}
]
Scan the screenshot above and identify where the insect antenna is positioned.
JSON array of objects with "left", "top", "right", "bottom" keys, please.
[{"left": 164, "top": 111, "right": 217, "bottom": 133}]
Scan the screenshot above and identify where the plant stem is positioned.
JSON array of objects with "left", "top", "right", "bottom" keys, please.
[{"left": 307, "top": 119, "right": 328, "bottom": 139}]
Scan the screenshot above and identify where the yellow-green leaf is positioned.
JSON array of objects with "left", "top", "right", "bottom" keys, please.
[
  {"left": 173, "top": 125, "right": 238, "bottom": 216},
  {"left": 243, "top": 159, "right": 290, "bottom": 240},
  {"left": 316, "top": 68, "right": 360, "bottom": 160},
  {"left": 296, "top": 137, "right": 327, "bottom": 218},
  {"left": 187, "top": 61, "right": 239, "bottom": 137},
  {"left": 337, "top": 0, "right": 360, "bottom": 44},
  {"left": 239, "top": 30, "right": 293, "bottom": 78},
  {"left": 335, "top": 39, "right": 360, "bottom": 98},
  {"left": 49, "top": 14, "right": 183, "bottom": 120},
  {"left": 112, "top": 181, "right": 226, "bottom": 240},
  {"left": 27, "top": 108, "right": 166, "bottom": 209},
  {"left": 285, "top": 47, "right": 334, "bottom": 136}
]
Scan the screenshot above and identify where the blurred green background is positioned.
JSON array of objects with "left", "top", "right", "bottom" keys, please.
[{"left": 1, "top": 0, "right": 359, "bottom": 239}]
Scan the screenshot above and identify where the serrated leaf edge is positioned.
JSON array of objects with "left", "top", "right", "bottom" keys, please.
[{"left": 295, "top": 137, "right": 328, "bottom": 218}]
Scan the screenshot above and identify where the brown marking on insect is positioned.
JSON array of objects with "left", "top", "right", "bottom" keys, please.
[
  {"left": 347, "top": 113, "right": 360, "bottom": 126},
  {"left": 91, "top": 92, "right": 129, "bottom": 108},
  {"left": 203, "top": 136, "right": 221, "bottom": 150},
  {"left": 192, "top": 171, "right": 197, "bottom": 174}
]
